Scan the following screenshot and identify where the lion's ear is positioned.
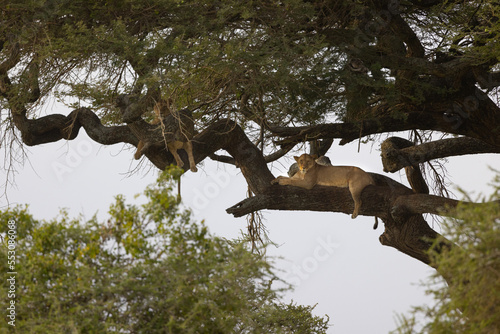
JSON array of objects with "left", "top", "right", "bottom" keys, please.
[
  {"left": 311, "top": 154, "right": 318, "bottom": 160},
  {"left": 293, "top": 156, "right": 300, "bottom": 162}
]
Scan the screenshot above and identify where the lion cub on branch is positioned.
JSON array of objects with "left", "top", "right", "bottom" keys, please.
[{"left": 271, "top": 153, "right": 374, "bottom": 218}]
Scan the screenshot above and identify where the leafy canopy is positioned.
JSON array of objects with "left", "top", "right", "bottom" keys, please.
[
  {"left": 0, "top": 169, "right": 329, "bottom": 333},
  {"left": 2, "top": 0, "right": 336, "bottom": 125}
]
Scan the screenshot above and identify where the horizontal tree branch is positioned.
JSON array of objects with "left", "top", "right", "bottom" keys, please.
[
  {"left": 271, "top": 96, "right": 500, "bottom": 149},
  {"left": 226, "top": 172, "right": 496, "bottom": 220},
  {"left": 269, "top": 112, "right": 440, "bottom": 146},
  {"left": 209, "top": 153, "right": 236, "bottom": 165},
  {"left": 11, "top": 108, "right": 137, "bottom": 147},
  {"left": 381, "top": 136, "right": 500, "bottom": 173},
  {"left": 10, "top": 105, "right": 274, "bottom": 194},
  {"left": 225, "top": 171, "right": 496, "bottom": 269}
]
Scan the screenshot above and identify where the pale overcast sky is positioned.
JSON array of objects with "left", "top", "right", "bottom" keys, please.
[{"left": 2, "top": 127, "right": 500, "bottom": 333}]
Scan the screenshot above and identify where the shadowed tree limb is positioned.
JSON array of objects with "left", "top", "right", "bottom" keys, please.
[
  {"left": 9, "top": 102, "right": 273, "bottom": 193},
  {"left": 11, "top": 108, "right": 138, "bottom": 146},
  {"left": 227, "top": 171, "right": 499, "bottom": 270},
  {"left": 226, "top": 173, "right": 496, "bottom": 220},
  {"left": 269, "top": 94, "right": 500, "bottom": 148},
  {"left": 209, "top": 143, "right": 296, "bottom": 166},
  {"left": 268, "top": 112, "right": 440, "bottom": 145},
  {"left": 381, "top": 136, "right": 500, "bottom": 173}
]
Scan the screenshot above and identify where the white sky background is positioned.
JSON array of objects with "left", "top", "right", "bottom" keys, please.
[{"left": 2, "top": 124, "right": 500, "bottom": 333}]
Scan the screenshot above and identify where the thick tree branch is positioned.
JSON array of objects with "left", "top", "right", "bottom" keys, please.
[
  {"left": 390, "top": 15, "right": 425, "bottom": 58},
  {"left": 381, "top": 136, "right": 500, "bottom": 173},
  {"left": 10, "top": 105, "right": 274, "bottom": 194},
  {"left": 192, "top": 120, "right": 275, "bottom": 194},
  {"left": 131, "top": 119, "right": 275, "bottom": 193},
  {"left": 226, "top": 170, "right": 497, "bottom": 268},
  {"left": 269, "top": 112, "right": 440, "bottom": 146},
  {"left": 226, "top": 173, "right": 495, "bottom": 220},
  {"left": 226, "top": 173, "right": 401, "bottom": 219},
  {"left": 271, "top": 92, "right": 500, "bottom": 148},
  {"left": 11, "top": 108, "right": 137, "bottom": 147},
  {"left": 209, "top": 153, "right": 236, "bottom": 165}
]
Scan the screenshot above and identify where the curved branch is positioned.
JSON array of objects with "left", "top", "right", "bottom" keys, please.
[
  {"left": 390, "top": 14, "right": 425, "bottom": 58},
  {"left": 191, "top": 120, "right": 274, "bottom": 194},
  {"left": 209, "top": 143, "right": 296, "bottom": 166},
  {"left": 269, "top": 112, "right": 440, "bottom": 145},
  {"left": 381, "top": 136, "right": 500, "bottom": 173},
  {"left": 11, "top": 108, "right": 137, "bottom": 146},
  {"left": 271, "top": 93, "right": 500, "bottom": 149},
  {"left": 264, "top": 143, "right": 296, "bottom": 163},
  {"left": 10, "top": 107, "right": 274, "bottom": 194}
]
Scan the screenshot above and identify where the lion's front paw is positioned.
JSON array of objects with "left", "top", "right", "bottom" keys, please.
[{"left": 271, "top": 176, "right": 285, "bottom": 185}]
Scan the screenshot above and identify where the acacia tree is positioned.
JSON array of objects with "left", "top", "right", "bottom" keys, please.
[{"left": 2, "top": 0, "right": 500, "bottom": 278}]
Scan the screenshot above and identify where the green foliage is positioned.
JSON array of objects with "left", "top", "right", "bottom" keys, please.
[
  {"left": 417, "top": 1, "right": 500, "bottom": 64},
  {"left": 3, "top": 0, "right": 500, "bottom": 134},
  {"left": 1, "top": 0, "right": 337, "bottom": 126},
  {"left": 0, "top": 169, "right": 329, "bottom": 333},
  {"left": 392, "top": 177, "right": 500, "bottom": 334}
]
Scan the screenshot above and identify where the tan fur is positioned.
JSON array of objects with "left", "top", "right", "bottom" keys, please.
[
  {"left": 271, "top": 153, "right": 374, "bottom": 218},
  {"left": 134, "top": 109, "right": 162, "bottom": 160},
  {"left": 135, "top": 101, "right": 197, "bottom": 172}
]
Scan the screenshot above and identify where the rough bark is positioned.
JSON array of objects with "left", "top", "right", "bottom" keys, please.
[
  {"left": 381, "top": 137, "right": 430, "bottom": 194},
  {"left": 381, "top": 136, "right": 500, "bottom": 173},
  {"left": 226, "top": 172, "right": 468, "bottom": 267},
  {"left": 269, "top": 90, "right": 500, "bottom": 149},
  {"left": 11, "top": 108, "right": 138, "bottom": 147}
]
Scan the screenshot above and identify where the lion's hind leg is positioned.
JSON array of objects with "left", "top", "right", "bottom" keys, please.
[
  {"left": 167, "top": 141, "right": 185, "bottom": 168},
  {"left": 167, "top": 141, "right": 198, "bottom": 173},
  {"left": 134, "top": 140, "right": 146, "bottom": 160},
  {"left": 348, "top": 181, "right": 363, "bottom": 219},
  {"left": 184, "top": 141, "right": 197, "bottom": 173}
]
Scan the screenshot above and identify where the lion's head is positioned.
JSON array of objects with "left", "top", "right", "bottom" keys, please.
[{"left": 293, "top": 154, "right": 318, "bottom": 173}]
